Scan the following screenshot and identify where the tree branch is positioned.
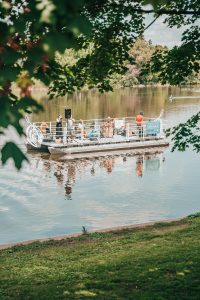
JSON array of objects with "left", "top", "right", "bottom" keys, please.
[
  {"left": 143, "top": 15, "right": 160, "bottom": 32},
  {"left": 136, "top": 9, "right": 200, "bottom": 15}
]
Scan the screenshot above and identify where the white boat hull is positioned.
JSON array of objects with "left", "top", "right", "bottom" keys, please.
[{"left": 48, "top": 138, "right": 169, "bottom": 159}]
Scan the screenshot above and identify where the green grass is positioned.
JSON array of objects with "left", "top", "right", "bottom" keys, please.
[{"left": 1, "top": 215, "right": 200, "bottom": 300}]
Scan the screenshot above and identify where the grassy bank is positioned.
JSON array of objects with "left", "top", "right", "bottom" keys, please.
[{"left": 0, "top": 215, "right": 200, "bottom": 300}]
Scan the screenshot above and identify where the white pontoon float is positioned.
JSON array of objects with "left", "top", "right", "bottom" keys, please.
[{"left": 26, "top": 113, "right": 169, "bottom": 158}]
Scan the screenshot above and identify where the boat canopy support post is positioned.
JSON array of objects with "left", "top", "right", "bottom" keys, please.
[{"left": 126, "top": 123, "right": 130, "bottom": 141}]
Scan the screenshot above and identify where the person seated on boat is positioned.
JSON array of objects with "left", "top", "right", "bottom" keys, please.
[
  {"left": 88, "top": 122, "right": 99, "bottom": 141},
  {"left": 40, "top": 122, "right": 49, "bottom": 136},
  {"left": 136, "top": 111, "right": 144, "bottom": 138},
  {"left": 78, "top": 119, "right": 83, "bottom": 130},
  {"left": 88, "top": 129, "right": 98, "bottom": 141},
  {"left": 77, "top": 119, "right": 86, "bottom": 138},
  {"left": 102, "top": 117, "right": 114, "bottom": 138}
]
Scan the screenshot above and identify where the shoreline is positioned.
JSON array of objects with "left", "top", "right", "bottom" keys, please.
[{"left": 0, "top": 216, "right": 183, "bottom": 250}]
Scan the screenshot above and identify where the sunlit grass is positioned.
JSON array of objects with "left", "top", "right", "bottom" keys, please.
[{"left": 0, "top": 215, "right": 200, "bottom": 299}]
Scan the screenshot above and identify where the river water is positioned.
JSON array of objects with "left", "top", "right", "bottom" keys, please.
[{"left": 0, "top": 86, "right": 200, "bottom": 245}]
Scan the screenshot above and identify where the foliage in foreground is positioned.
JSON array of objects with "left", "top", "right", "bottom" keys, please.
[
  {"left": 0, "top": 0, "right": 200, "bottom": 168},
  {"left": 0, "top": 215, "right": 200, "bottom": 299},
  {"left": 166, "top": 112, "right": 200, "bottom": 153}
]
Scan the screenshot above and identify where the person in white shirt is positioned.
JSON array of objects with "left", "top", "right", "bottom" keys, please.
[{"left": 66, "top": 116, "right": 75, "bottom": 140}]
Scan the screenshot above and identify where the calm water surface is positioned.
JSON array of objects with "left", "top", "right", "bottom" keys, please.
[{"left": 0, "top": 86, "right": 200, "bottom": 244}]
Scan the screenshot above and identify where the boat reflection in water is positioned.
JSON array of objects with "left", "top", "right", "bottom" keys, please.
[
  {"left": 28, "top": 147, "right": 167, "bottom": 200},
  {"left": 135, "top": 154, "right": 165, "bottom": 178}
]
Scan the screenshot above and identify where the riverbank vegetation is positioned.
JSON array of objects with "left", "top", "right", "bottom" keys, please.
[{"left": 1, "top": 214, "right": 200, "bottom": 299}]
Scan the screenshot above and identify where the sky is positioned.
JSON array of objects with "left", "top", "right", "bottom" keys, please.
[
  {"left": 144, "top": 14, "right": 187, "bottom": 48},
  {"left": 142, "top": 4, "right": 197, "bottom": 48}
]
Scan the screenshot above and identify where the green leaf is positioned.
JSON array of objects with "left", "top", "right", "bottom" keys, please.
[
  {"left": 0, "top": 66, "right": 21, "bottom": 84},
  {"left": 1, "top": 142, "right": 29, "bottom": 170},
  {"left": 1, "top": 48, "right": 21, "bottom": 64},
  {"left": 16, "top": 97, "right": 44, "bottom": 113}
]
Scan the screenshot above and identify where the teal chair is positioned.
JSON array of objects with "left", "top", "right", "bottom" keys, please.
[{"left": 146, "top": 120, "right": 160, "bottom": 136}]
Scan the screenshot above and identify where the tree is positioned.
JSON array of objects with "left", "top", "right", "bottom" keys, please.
[
  {"left": 122, "top": 38, "right": 168, "bottom": 86},
  {"left": 54, "top": 38, "right": 168, "bottom": 88},
  {"left": 166, "top": 113, "right": 200, "bottom": 153},
  {"left": 0, "top": 0, "right": 200, "bottom": 169}
]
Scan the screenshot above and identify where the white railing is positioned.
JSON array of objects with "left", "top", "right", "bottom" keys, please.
[{"left": 29, "top": 116, "right": 166, "bottom": 145}]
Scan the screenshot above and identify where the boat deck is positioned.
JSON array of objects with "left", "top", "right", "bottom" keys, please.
[
  {"left": 46, "top": 137, "right": 169, "bottom": 158},
  {"left": 26, "top": 115, "right": 169, "bottom": 158}
]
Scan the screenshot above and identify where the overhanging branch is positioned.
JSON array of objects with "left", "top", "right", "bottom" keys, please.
[
  {"left": 135, "top": 9, "right": 200, "bottom": 15},
  {"left": 143, "top": 15, "right": 160, "bottom": 32}
]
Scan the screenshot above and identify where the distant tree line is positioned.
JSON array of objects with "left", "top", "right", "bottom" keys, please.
[{"left": 54, "top": 36, "right": 200, "bottom": 91}]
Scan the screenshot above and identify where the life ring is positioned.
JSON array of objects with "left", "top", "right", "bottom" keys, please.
[{"left": 26, "top": 124, "right": 43, "bottom": 147}]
